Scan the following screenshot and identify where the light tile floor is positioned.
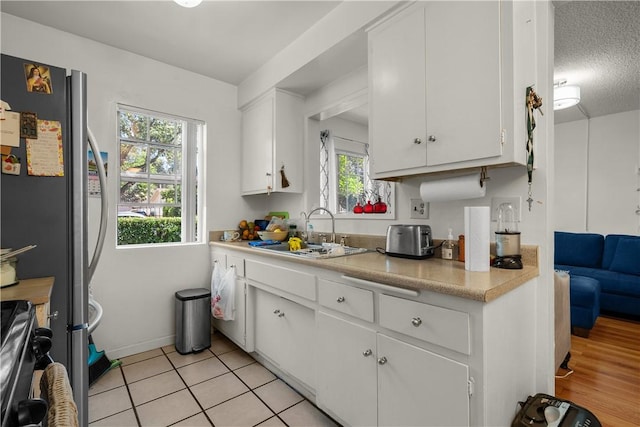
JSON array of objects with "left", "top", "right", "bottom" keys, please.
[{"left": 88, "top": 332, "right": 338, "bottom": 427}]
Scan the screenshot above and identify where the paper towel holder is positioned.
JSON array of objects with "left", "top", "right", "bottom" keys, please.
[{"left": 480, "top": 167, "right": 490, "bottom": 188}]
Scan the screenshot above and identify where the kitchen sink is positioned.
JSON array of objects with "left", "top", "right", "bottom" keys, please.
[{"left": 252, "top": 242, "right": 369, "bottom": 259}]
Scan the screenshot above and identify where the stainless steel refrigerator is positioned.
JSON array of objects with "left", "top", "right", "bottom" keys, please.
[{"left": 1, "top": 53, "right": 107, "bottom": 425}]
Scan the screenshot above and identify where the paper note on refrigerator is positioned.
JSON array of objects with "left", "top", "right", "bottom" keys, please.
[
  {"left": 26, "top": 120, "right": 64, "bottom": 176},
  {"left": 0, "top": 111, "right": 21, "bottom": 147}
]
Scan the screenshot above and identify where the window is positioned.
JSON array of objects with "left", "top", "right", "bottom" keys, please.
[
  {"left": 117, "top": 105, "right": 203, "bottom": 245},
  {"left": 320, "top": 130, "right": 394, "bottom": 216}
]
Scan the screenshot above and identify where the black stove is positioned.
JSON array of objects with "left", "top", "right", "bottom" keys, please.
[{"left": 1, "top": 300, "right": 52, "bottom": 427}]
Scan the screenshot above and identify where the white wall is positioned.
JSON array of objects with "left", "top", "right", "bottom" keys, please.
[
  {"left": 1, "top": 13, "right": 247, "bottom": 358},
  {"left": 554, "top": 120, "right": 589, "bottom": 230},
  {"left": 555, "top": 110, "right": 640, "bottom": 235}
]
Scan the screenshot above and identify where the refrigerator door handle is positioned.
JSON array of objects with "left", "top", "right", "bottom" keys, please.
[{"left": 87, "top": 127, "right": 108, "bottom": 284}]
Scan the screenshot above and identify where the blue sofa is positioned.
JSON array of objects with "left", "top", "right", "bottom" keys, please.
[{"left": 555, "top": 232, "right": 640, "bottom": 318}]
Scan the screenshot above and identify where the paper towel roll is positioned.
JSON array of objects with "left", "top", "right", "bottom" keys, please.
[
  {"left": 464, "top": 206, "right": 490, "bottom": 272},
  {"left": 420, "top": 173, "right": 486, "bottom": 203}
]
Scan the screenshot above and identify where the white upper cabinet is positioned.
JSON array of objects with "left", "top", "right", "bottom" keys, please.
[
  {"left": 368, "top": 1, "right": 525, "bottom": 179},
  {"left": 241, "top": 88, "right": 304, "bottom": 195},
  {"left": 369, "top": 6, "right": 428, "bottom": 173}
]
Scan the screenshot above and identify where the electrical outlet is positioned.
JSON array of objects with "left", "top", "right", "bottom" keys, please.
[
  {"left": 410, "top": 199, "right": 429, "bottom": 219},
  {"left": 491, "top": 196, "right": 521, "bottom": 222}
]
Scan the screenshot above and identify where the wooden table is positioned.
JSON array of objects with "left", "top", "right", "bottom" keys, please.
[{"left": 1, "top": 276, "right": 54, "bottom": 327}]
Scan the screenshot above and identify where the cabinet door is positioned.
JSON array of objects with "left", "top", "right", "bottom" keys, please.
[
  {"left": 213, "top": 279, "right": 246, "bottom": 348},
  {"left": 254, "top": 288, "right": 282, "bottom": 365},
  {"left": 317, "top": 312, "right": 377, "bottom": 426},
  {"left": 369, "top": 6, "right": 427, "bottom": 174},
  {"left": 424, "top": 1, "right": 502, "bottom": 166},
  {"left": 377, "top": 334, "right": 470, "bottom": 427},
  {"left": 242, "top": 94, "right": 274, "bottom": 194},
  {"left": 280, "top": 297, "right": 316, "bottom": 388},
  {"left": 211, "top": 253, "right": 248, "bottom": 349}
]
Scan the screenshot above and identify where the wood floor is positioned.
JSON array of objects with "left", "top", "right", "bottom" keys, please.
[{"left": 555, "top": 315, "right": 640, "bottom": 427}]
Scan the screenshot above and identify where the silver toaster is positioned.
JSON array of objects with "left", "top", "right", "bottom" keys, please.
[{"left": 385, "top": 225, "right": 435, "bottom": 259}]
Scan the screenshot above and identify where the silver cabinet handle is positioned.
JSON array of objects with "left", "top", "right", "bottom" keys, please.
[
  {"left": 273, "top": 309, "right": 280, "bottom": 315},
  {"left": 363, "top": 349, "right": 373, "bottom": 357},
  {"left": 428, "top": 135, "right": 437, "bottom": 142},
  {"left": 411, "top": 317, "right": 422, "bottom": 327},
  {"left": 414, "top": 138, "right": 422, "bottom": 144},
  {"left": 336, "top": 296, "right": 345, "bottom": 303},
  {"left": 377, "top": 357, "right": 387, "bottom": 365},
  {"left": 48, "top": 311, "right": 59, "bottom": 320}
]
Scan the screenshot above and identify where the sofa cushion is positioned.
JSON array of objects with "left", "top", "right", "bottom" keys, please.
[
  {"left": 569, "top": 276, "right": 600, "bottom": 307},
  {"left": 554, "top": 231, "right": 604, "bottom": 268},
  {"left": 584, "top": 269, "right": 640, "bottom": 298},
  {"left": 602, "top": 234, "right": 640, "bottom": 269},
  {"left": 608, "top": 238, "right": 640, "bottom": 276},
  {"left": 554, "top": 265, "right": 640, "bottom": 298}
]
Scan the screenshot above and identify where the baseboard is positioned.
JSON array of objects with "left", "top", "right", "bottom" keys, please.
[{"left": 107, "top": 335, "right": 176, "bottom": 360}]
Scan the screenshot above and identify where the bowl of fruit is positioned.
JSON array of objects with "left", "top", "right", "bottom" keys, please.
[
  {"left": 238, "top": 220, "right": 261, "bottom": 240},
  {"left": 257, "top": 230, "right": 289, "bottom": 242}
]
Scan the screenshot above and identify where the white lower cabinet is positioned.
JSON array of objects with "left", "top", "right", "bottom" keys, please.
[
  {"left": 211, "top": 252, "right": 250, "bottom": 350},
  {"left": 213, "top": 277, "right": 247, "bottom": 348},
  {"left": 377, "top": 334, "right": 469, "bottom": 427},
  {"left": 317, "top": 311, "right": 469, "bottom": 427},
  {"left": 317, "top": 312, "right": 377, "bottom": 427},
  {"left": 254, "top": 288, "right": 316, "bottom": 388},
  {"left": 211, "top": 246, "right": 538, "bottom": 426}
]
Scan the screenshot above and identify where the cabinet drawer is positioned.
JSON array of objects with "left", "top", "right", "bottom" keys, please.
[
  {"left": 318, "top": 279, "right": 374, "bottom": 322},
  {"left": 226, "top": 254, "right": 245, "bottom": 277},
  {"left": 246, "top": 259, "right": 316, "bottom": 301},
  {"left": 379, "top": 294, "right": 470, "bottom": 355}
]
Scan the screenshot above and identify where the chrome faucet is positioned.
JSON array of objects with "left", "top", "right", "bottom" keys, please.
[{"left": 304, "top": 207, "right": 336, "bottom": 244}]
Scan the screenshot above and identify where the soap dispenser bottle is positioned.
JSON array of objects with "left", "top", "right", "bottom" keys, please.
[{"left": 442, "top": 228, "right": 455, "bottom": 260}]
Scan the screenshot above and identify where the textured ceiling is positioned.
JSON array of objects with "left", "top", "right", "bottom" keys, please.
[{"left": 554, "top": 1, "right": 640, "bottom": 123}]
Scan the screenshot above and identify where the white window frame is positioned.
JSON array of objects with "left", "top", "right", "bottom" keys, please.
[
  {"left": 116, "top": 104, "right": 204, "bottom": 246},
  {"left": 322, "top": 131, "right": 395, "bottom": 219}
]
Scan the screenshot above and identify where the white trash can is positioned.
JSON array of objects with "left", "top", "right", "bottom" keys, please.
[{"left": 175, "top": 288, "right": 211, "bottom": 354}]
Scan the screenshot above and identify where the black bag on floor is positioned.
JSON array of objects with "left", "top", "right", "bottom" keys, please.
[{"left": 512, "top": 393, "right": 602, "bottom": 427}]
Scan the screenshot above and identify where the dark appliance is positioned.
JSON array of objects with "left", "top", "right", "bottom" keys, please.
[
  {"left": 0, "top": 300, "right": 53, "bottom": 427},
  {"left": 494, "top": 202, "right": 523, "bottom": 269},
  {"left": 512, "top": 393, "right": 602, "bottom": 427},
  {"left": 0, "top": 54, "right": 107, "bottom": 426}
]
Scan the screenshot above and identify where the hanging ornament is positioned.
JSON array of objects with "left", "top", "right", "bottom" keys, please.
[{"left": 525, "top": 86, "right": 543, "bottom": 211}]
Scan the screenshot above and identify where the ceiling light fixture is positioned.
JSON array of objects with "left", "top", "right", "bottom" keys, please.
[
  {"left": 553, "top": 80, "right": 581, "bottom": 110},
  {"left": 173, "top": 0, "right": 202, "bottom": 8}
]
